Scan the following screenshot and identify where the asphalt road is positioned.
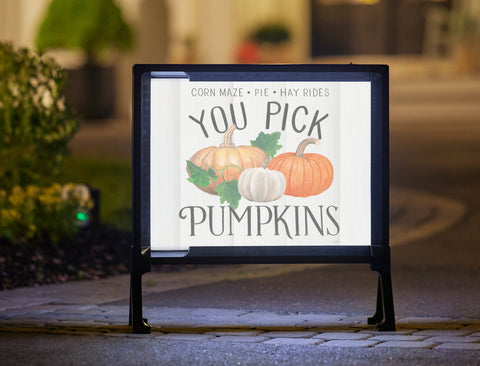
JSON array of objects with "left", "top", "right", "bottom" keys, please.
[{"left": 2, "top": 334, "right": 478, "bottom": 366}]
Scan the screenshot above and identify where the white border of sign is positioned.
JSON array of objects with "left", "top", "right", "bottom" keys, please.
[{"left": 149, "top": 79, "right": 372, "bottom": 250}]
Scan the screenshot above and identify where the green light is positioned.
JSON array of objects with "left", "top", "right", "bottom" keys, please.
[{"left": 76, "top": 212, "right": 89, "bottom": 221}]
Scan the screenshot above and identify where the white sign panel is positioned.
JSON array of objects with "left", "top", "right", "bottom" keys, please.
[{"left": 150, "top": 79, "right": 371, "bottom": 251}]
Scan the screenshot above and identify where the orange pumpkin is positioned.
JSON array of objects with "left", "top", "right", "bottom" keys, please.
[
  {"left": 267, "top": 138, "right": 333, "bottom": 197},
  {"left": 188, "top": 125, "right": 267, "bottom": 195}
]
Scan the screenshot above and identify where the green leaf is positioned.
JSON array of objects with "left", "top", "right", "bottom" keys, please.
[
  {"left": 186, "top": 160, "right": 218, "bottom": 187},
  {"left": 251, "top": 131, "right": 282, "bottom": 158},
  {"left": 215, "top": 180, "right": 241, "bottom": 210}
]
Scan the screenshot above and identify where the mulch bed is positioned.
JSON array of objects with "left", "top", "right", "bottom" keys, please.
[
  {"left": 0, "top": 226, "right": 196, "bottom": 290},
  {"left": 0, "top": 226, "right": 132, "bottom": 290}
]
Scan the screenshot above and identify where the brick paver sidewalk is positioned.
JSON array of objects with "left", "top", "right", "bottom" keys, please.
[{"left": 1, "top": 305, "right": 479, "bottom": 350}]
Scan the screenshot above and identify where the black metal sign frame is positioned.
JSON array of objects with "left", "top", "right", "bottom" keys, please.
[{"left": 130, "top": 64, "right": 394, "bottom": 333}]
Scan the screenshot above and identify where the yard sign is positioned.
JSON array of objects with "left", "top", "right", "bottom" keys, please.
[{"left": 130, "top": 64, "right": 394, "bottom": 333}]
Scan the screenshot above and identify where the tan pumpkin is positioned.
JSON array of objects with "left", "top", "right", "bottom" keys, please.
[
  {"left": 267, "top": 137, "right": 333, "bottom": 197},
  {"left": 188, "top": 125, "right": 267, "bottom": 195},
  {"left": 238, "top": 167, "right": 286, "bottom": 202}
]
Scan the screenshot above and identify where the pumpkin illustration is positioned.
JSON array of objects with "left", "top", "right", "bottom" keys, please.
[
  {"left": 188, "top": 124, "right": 267, "bottom": 195},
  {"left": 267, "top": 137, "right": 333, "bottom": 197},
  {"left": 238, "top": 167, "right": 286, "bottom": 202}
]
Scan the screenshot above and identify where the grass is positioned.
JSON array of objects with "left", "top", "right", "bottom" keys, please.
[{"left": 59, "top": 155, "right": 132, "bottom": 230}]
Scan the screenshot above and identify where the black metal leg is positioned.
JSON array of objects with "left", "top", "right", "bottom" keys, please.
[
  {"left": 369, "top": 245, "right": 396, "bottom": 331},
  {"left": 129, "top": 278, "right": 133, "bottom": 326},
  {"left": 368, "top": 277, "right": 384, "bottom": 325},
  {"left": 376, "top": 269, "right": 395, "bottom": 331},
  {"left": 130, "top": 270, "right": 151, "bottom": 333},
  {"left": 368, "top": 269, "right": 395, "bottom": 331}
]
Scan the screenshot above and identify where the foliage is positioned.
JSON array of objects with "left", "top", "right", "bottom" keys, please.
[
  {"left": 36, "top": 0, "right": 133, "bottom": 64},
  {"left": 252, "top": 23, "right": 291, "bottom": 44},
  {"left": 60, "top": 156, "right": 132, "bottom": 230},
  {"left": 250, "top": 131, "right": 282, "bottom": 159},
  {"left": 215, "top": 180, "right": 241, "bottom": 210},
  {"left": 0, "top": 42, "right": 79, "bottom": 189},
  {"left": 0, "top": 183, "right": 93, "bottom": 244},
  {"left": 451, "top": 1, "right": 480, "bottom": 42},
  {"left": 187, "top": 160, "right": 218, "bottom": 187}
]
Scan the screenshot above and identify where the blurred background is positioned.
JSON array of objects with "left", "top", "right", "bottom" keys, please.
[
  {"left": 1, "top": 0, "right": 478, "bottom": 120},
  {"left": 1, "top": 0, "right": 479, "bottom": 236},
  {"left": 1, "top": 0, "right": 480, "bottom": 287}
]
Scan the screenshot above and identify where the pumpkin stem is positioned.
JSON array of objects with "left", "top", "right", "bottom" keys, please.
[
  {"left": 295, "top": 138, "right": 320, "bottom": 157},
  {"left": 217, "top": 164, "right": 242, "bottom": 181},
  {"left": 220, "top": 124, "right": 237, "bottom": 147}
]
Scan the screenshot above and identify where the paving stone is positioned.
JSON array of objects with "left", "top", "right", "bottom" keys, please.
[
  {"left": 311, "top": 327, "right": 358, "bottom": 333},
  {"left": 205, "top": 329, "right": 264, "bottom": 337},
  {"left": 435, "top": 343, "right": 480, "bottom": 350},
  {"left": 156, "top": 333, "right": 216, "bottom": 341},
  {"left": 154, "top": 327, "right": 213, "bottom": 334},
  {"left": 428, "top": 336, "right": 480, "bottom": 343},
  {"left": 212, "top": 336, "right": 269, "bottom": 343},
  {"left": 256, "top": 326, "right": 309, "bottom": 332},
  {"left": 462, "top": 325, "right": 480, "bottom": 332},
  {"left": 413, "top": 329, "right": 472, "bottom": 337},
  {"left": 0, "top": 309, "right": 38, "bottom": 317},
  {"left": 149, "top": 322, "right": 204, "bottom": 329},
  {"left": 375, "top": 341, "right": 437, "bottom": 349},
  {"left": 47, "top": 329, "right": 82, "bottom": 335},
  {"left": 297, "top": 315, "right": 344, "bottom": 323},
  {"left": 335, "top": 316, "right": 368, "bottom": 326},
  {"left": 262, "top": 331, "right": 317, "bottom": 338},
  {"left": 293, "top": 315, "right": 345, "bottom": 327},
  {"left": 359, "top": 329, "right": 417, "bottom": 335},
  {"left": 401, "top": 323, "right": 461, "bottom": 330},
  {"left": 454, "top": 319, "right": 480, "bottom": 325},
  {"left": 105, "top": 321, "right": 125, "bottom": 326},
  {"left": 102, "top": 333, "right": 130, "bottom": 337},
  {"left": 57, "top": 321, "right": 109, "bottom": 327},
  {"left": 41, "top": 315, "right": 100, "bottom": 322},
  {"left": 96, "top": 306, "right": 128, "bottom": 315},
  {"left": 0, "top": 318, "right": 51, "bottom": 325},
  {"left": 1, "top": 305, "right": 61, "bottom": 313},
  {"left": 237, "top": 312, "right": 300, "bottom": 327},
  {"left": 320, "top": 340, "right": 379, "bottom": 348},
  {"left": 0, "top": 323, "right": 47, "bottom": 329},
  {"left": 60, "top": 326, "right": 105, "bottom": 333},
  {"left": 126, "top": 333, "right": 156, "bottom": 339},
  {"left": 0, "top": 326, "right": 53, "bottom": 333},
  {"left": 397, "top": 318, "right": 460, "bottom": 330},
  {"left": 60, "top": 331, "right": 100, "bottom": 337},
  {"left": 98, "top": 325, "right": 132, "bottom": 333},
  {"left": 368, "top": 335, "right": 428, "bottom": 342},
  {"left": 313, "top": 332, "right": 372, "bottom": 341},
  {"left": 264, "top": 338, "right": 323, "bottom": 346},
  {"left": 54, "top": 308, "right": 95, "bottom": 315}
]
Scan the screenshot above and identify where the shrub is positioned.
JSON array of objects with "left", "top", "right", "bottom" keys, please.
[
  {"left": 252, "top": 23, "right": 291, "bottom": 44},
  {"left": 0, "top": 42, "right": 79, "bottom": 189},
  {"left": 36, "top": 0, "right": 133, "bottom": 65},
  {"left": 0, "top": 183, "right": 93, "bottom": 244},
  {"left": 0, "top": 43, "right": 85, "bottom": 244}
]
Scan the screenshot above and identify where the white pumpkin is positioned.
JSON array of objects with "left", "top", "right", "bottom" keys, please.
[{"left": 238, "top": 167, "right": 286, "bottom": 202}]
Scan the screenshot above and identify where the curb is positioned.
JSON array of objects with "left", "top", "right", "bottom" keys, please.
[{"left": 1, "top": 306, "right": 479, "bottom": 350}]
